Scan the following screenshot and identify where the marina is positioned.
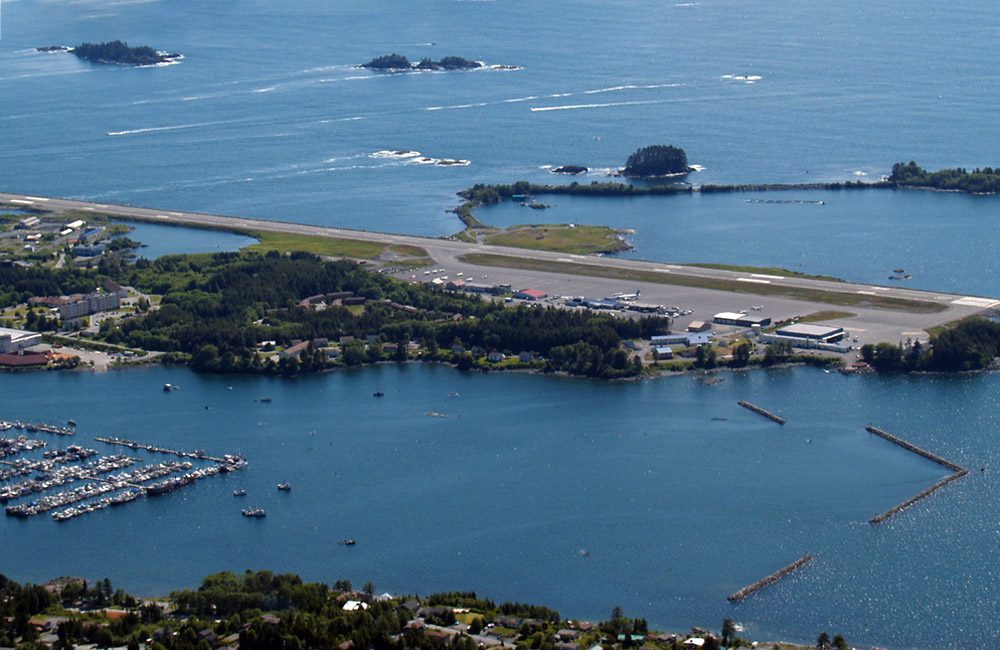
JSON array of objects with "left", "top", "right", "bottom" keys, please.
[{"left": 0, "top": 420, "right": 248, "bottom": 521}]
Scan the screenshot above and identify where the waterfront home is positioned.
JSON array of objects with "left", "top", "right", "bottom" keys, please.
[
  {"left": 343, "top": 600, "right": 369, "bottom": 611},
  {"left": 487, "top": 350, "right": 505, "bottom": 363}
]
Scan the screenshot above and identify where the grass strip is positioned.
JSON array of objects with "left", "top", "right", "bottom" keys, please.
[
  {"left": 686, "top": 263, "right": 843, "bottom": 283},
  {"left": 246, "top": 231, "right": 426, "bottom": 260},
  {"left": 457, "top": 253, "right": 946, "bottom": 314}
]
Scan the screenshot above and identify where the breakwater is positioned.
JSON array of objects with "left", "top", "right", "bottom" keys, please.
[
  {"left": 869, "top": 470, "right": 970, "bottom": 525},
  {"left": 737, "top": 400, "right": 786, "bottom": 425},
  {"left": 727, "top": 554, "right": 812, "bottom": 602},
  {"left": 865, "top": 425, "right": 968, "bottom": 525},
  {"left": 865, "top": 426, "right": 963, "bottom": 472}
]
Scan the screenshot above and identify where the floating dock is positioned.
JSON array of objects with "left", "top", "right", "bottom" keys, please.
[
  {"left": 727, "top": 554, "right": 812, "bottom": 602},
  {"left": 865, "top": 425, "right": 968, "bottom": 525},
  {"left": 737, "top": 400, "right": 786, "bottom": 425}
]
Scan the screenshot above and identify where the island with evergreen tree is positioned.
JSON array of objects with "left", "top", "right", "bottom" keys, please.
[
  {"left": 37, "top": 40, "right": 182, "bottom": 66},
  {"left": 362, "top": 53, "right": 482, "bottom": 71},
  {"left": 622, "top": 144, "right": 693, "bottom": 178}
]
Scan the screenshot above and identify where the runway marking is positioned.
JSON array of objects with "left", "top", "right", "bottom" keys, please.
[
  {"left": 82, "top": 207, "right": 95, "bottom": 211},
  {"left": 869, "top": 286, "right": 889, "bottom": 291},
  {"left": 856, "top": 290, "right": 877, "bottom": 296},
  {"left": 901, "top": 331, "right": 926, "bottom": 336},
  {"left": 170, "top": 212, "right": 184, "bottom": 216},
  {"left": 751, "top": 273, "right": 785, "bottom": 280},
  {"left": 952, "top": 296, "right": 1000, "bottom": 308},
  {"left": 653, "top": 268, "right": 672, "bottom": 273},
  {"left": 8, "top": 199, "right": 33, "bottom": 204},
  {"left": 845, "top": 328, "right": 867, "bottom": 332},
  {"left": 737, "top": 277, "right": 770, "bottom": 284},
  {"left": 23, "top": 196, "right": 50, "bottom": 202},
  {"left": 556, "top": 258, "right": 573, "bottom": 262},
  {"left": 155, "top": 214, "right": 170, "bottom": 219}
]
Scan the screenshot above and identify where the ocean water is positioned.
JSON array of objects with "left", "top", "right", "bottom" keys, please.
[
  {"left": 2, "top": 1, "right": 1000, "bottom": 647},
  {"left": 1, "top": 1, "right": 998, "bottom": 245},
  {"left": 2, "top": 364, "right": 1000, "bottom": 649}
]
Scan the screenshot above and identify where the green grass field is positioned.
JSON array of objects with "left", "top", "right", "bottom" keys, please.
[
  {"left": 484, "top": 224, "right": 629, "bottom": 255},
  {"left": 245, "top": 231, "right": 427, "bottom": 260}
]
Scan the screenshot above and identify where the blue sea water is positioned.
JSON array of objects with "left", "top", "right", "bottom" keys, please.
[
  {"left": 2, "top": 365, "right": 1000, "bottom": 650},
  {"left": 2, "top": 0, "right": 1000, "bottom": 647}
]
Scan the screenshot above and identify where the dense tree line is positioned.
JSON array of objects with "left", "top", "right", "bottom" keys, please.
[
  {"left": 861, "top": 317, "right": 1000, "bottom": 372},
  {"left": 73, "top": 40, "right": 166, "bottom": 66},
  {"left": 85, "top": 251, "right": 658, "bottom": 377},
  {"left": 889, "top": 161, "right": 1000, "bottom": 194}
]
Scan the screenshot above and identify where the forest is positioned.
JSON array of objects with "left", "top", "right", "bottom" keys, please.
[
  {"left": 3, "top": 251, "right": 661, "bottom": 378},
  {"left": 860, "top": 317, "right": 1000, "bottom": 372},
  {"left": 889, "top": 161, "right": 1000, "bottom": 194}
]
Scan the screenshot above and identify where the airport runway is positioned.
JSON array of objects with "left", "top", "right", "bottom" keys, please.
[{"left": 4, "top": 191, "right": 996, "bottom": 346}]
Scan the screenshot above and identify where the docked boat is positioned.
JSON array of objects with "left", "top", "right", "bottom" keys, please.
[
  {"left": 242, "top": 508, "right": 266, "bottom": 518},
  {"left": 233, "top": 488, "right": 247, "bottom": 497},
  {"left": 276, "top": 482, "right": 291, "bottom": 491}
]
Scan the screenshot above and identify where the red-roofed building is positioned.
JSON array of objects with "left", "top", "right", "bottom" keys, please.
[{"left": 513, "top": 289, "right": 547, "bottom": 301}]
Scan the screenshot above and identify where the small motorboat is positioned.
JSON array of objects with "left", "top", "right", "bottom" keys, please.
[
  {"left": 338, "top": 539, "right": 356, "bottom": 546},
  {"left": 233, "top": 488, "right": 247, "bottom": 497},
  {"left": 242, "top": 508, "right": 266, "bottom": 518},
  {"left": 277, "top": 482, "right": 291, "bottom": 491}
]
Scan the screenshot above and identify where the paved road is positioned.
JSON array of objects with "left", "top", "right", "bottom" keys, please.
[{"left": 5, "top": 191, "right": 997, "bottom": 346}]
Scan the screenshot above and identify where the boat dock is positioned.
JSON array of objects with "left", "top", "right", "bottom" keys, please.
[
  {"left": 865, "top": 425, "right": 968, "bottom": 525},
  {"left": 737, "top": 401, "right": 786, "bottom": 425},
  {"left": 94, "top": 436, "right": 240, "bottom": 465},
  {"left": 1, "top": 417, "right": 249, "bottom": 521},
  {"left": 0, "top": 420, "right": 75, "bottom": 436},
  {"left": 727, "top": 554, "right": 812, "bottom": 602}
]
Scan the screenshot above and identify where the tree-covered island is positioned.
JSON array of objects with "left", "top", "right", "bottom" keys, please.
[
  {"left": 889, "top": 161, "right": 1000, "bottom": 194},
  {"left": 59, "top": 41, "right": 181, "bottom": 66},
  {"left": 621, "top": 145, "right": 692, "bottom": 178},
  {"left": 362, "top": 54, "right": 482, "bottom": 71}
]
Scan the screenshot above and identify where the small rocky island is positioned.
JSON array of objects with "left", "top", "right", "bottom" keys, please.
[
  {"left": 551, "top": 165, "right": 589, "bottom": 175},
  {"left": 38, "top": 40, "right": 181, "bottom": 66},
  {"left": 622, "top": 144, "right": 693, "bottom": 178},
  {"left": 362, "top": 53, "right": 482, "bottom": 71}
]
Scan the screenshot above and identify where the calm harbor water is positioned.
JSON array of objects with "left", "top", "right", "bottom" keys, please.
[
  {"left": 122, "top": 221, "right": 257, "bottom": 258},
  {"left": 2, "top": 364, "right": 1000, "bottom": 649},
  {"left": 3, "top": 0, "right": 1000, "bottom": 647}
]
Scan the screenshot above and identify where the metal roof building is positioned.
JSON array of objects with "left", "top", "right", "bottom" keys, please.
[{"left": 774, "top": 323, "right": 846, "bottom": 342}]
